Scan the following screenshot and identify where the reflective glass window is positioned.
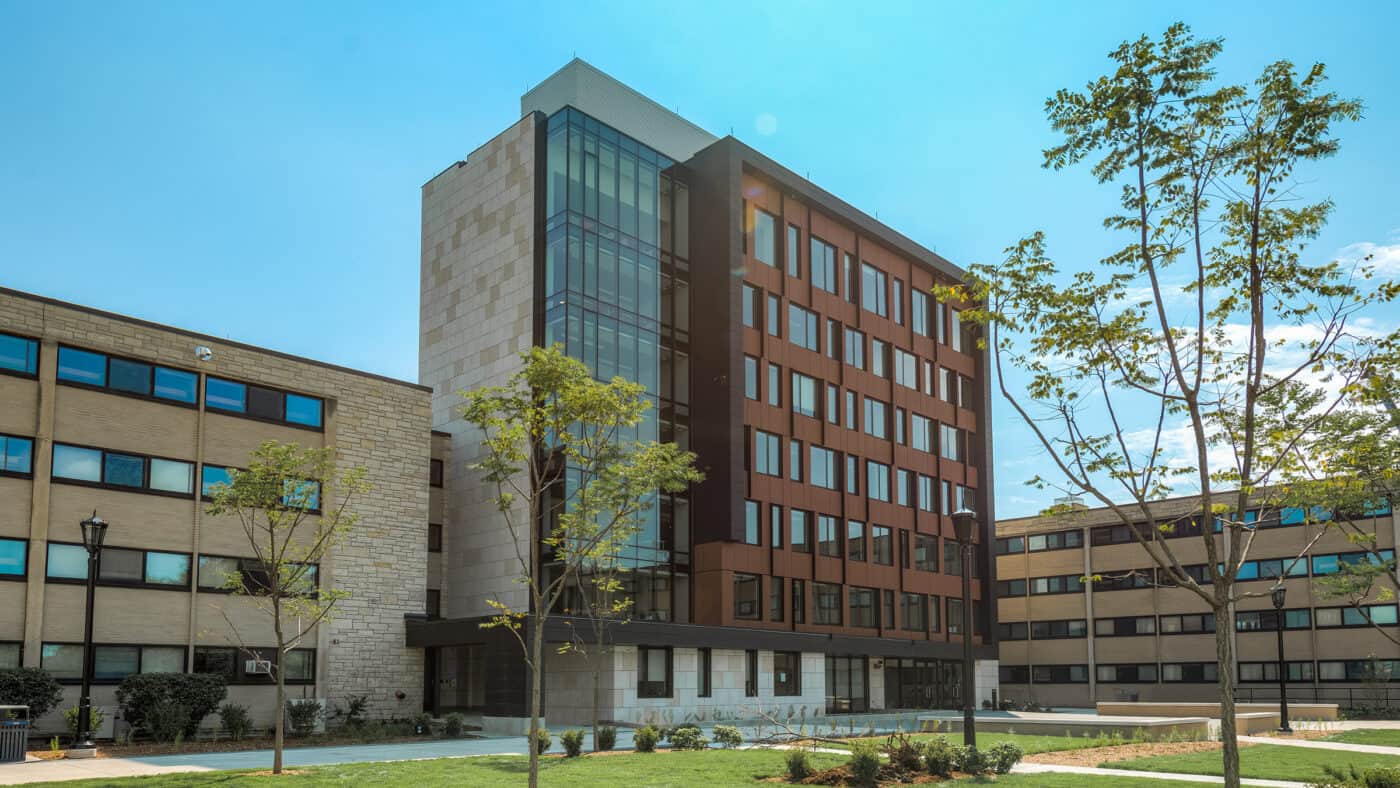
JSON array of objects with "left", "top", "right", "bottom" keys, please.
[
  {"left": 52, "top": 444, "right": 101, "bottom": 482},
  {"left": 56, "top": 347, "right": 106, "bottom": 386}
]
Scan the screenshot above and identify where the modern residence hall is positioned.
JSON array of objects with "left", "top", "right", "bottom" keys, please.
[
  {"left": 412, "top": 59, "right": 997, "bottom": 731},
  {"left": 996, "top": 493, "right": 1399, "bottom": 709},
  {"left": 0, "top": 287, "right": 439, "bottom": 733}
]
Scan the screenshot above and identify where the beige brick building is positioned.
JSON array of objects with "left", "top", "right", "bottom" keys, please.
[
  {"left": 0, "top": 287, "right": 436, "bottom": 733},
  {"left": 995, "top": 494, "right": 1398, "bottom": 708}
]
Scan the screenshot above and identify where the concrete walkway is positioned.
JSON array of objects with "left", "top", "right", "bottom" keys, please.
[
  {"left": 1239, "top": 734, "right": 1400, "bottom": 755},
  {"left": 1013, "top": 762, "right": 1308, "bottom": 787}
]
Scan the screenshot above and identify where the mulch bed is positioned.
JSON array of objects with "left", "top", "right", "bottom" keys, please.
[{"left": 1024, "top": 739, "right": 1236, "bottom": 767}]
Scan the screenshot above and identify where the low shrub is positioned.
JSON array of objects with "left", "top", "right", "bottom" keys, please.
[
  {"left": 595, "top": 725, "right": 617, "bottom": 751},
  {"left": 922, "top": 735, "right": 956, "bottom": 777},
  {"left": 412, "top": 712, "right": 434, "bottom": 735},
  {"left": 669, "top": 725, "right": 708, "bottom": 750},
  {"left": 1315, "top": 765, "right": 1400, "bottom": 788},
  {"left": 560, "top": 729, "right": 585, "bottom": 757},
  {"left": 286, "top": 700, "right": 322, "bottom": 737},
  {"left": 953, "top": 744, "right": 986, "bottom": 776},
  {"left": 0, "top": 668, "right": 64, "bottom": 720},
  {"left": 848, "top": 740, "right": 882, "bottom": 785},
  {"left": 333, "top": 694, "right": 370, "bottom": 727},
  {"left": 534, "top": 728, "right": 553, "bottom": 754},
  {"left": 985, "top": 741, "right": 1024, "bottom": 775},
  {"left": 219, "top": 704, "right": 252, "bottom": 740},
  {"left": 633, "top": 725, "right": 659, "bottom": 752},
  {"left": 785, "top": 748, "right": 812, "bottom": 780},
  {"left": 147, "top": 702, "right": 192, "bottom": 743},
  {"left": 63, "top": 705, "right": 106, "bottom": 738},
  {"left": 886, "top": 730, "right": 923, "bottom": 772},
  {"left": 116, "top": 673, "right": 227, "bottom": 737},
  {"left": 442, "top": 712, "right": 466, "bottom": 738},
  {"left": 712, "top": 724, "right": 743, "bottom": 749}
]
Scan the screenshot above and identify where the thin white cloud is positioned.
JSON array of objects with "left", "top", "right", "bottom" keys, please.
[{"left": 1337, "top": 239, "right": 1400, "bottom": 278}]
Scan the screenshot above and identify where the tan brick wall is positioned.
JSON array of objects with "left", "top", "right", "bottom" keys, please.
[
  {"left": 419, "top": 114, "right": 536, "bottom": 620},
  {"left": 0, "top": 289, "right": 432, "bottom": 721}
]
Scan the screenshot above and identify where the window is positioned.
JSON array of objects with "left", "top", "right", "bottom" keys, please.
[
  {"left": 0, "top": 538, "right": 25, "bottom": 578},
  {"left": 940, "top": 424, "right": 964, "bottom": 462},
  {"left": 196, "top": 555, "right": 318, "bottom": 596},
  {"left": 895, "top": 350, "right": 918, "bottom": 389},
  {"left": 0, "top": 434, "right": 34, "bottom": 475},
  {"left": 0, "top": 643, "right": 18, "bottom": 670},
  {"left": 826, "top": 383, "right": 838, "bottom": 422},
  {"left": 861, "top": 263, "right": 887, "bottom": 316},
  {"left": 149, "top": 458, "right": 193, "bottom": 494},
  {"left": 51, "top": 444, "right": 101, "bottom": 483},
  {"left": 745, "top": 649, "right": 759, "bottom": 696},
  {"left": 883, "top": 589, "right": 895, "bottom": 628},
  {"left": 911, "top": 414, "right": 932, "bottom": 453},
  {"left": 912, "top": 291, "right": 929, "bottom": 336},
  {"left": 843, "top": 328, "right": 865, "bottom": 370},
  {"left": 742, "top": 284, "right": 759, "bottom": 327},
  {"left": 754, "top": 430, "right": 781, "bottom": 476},
  {"left": 205, "top": 377, "right": 323, "bottom": 430},
  {"left": 995, "top": 536, "right": 1024, "bottom": 555},
  {"left": 770, "top": 577, "right": 785, "bottom": 621},
  {"left": 56, "top": 346, "right": 106, "bottom": 386},
  {"left": 791, "top": 372, "right": 818, "bottom": 418},
  {"left": 1030, "top": 574, "right": 1084, "bottom": 595},
  {"left": 1319, "top": 660, "right": 1400, "bottom": 682},
  {"left": 893, "top": 279, "right": 904, "bottom": 324},
  {"left": 791, "top": 510, "right": 810, "bottom": 553},
  {"left": 1095, "top": 616, "right": 1156, "bottom": 637},
  {"left": 918, "top": 475, "right": 934, "bottom": 512},
  {"left": 897, "top": 469, "right": 911, "bottom": 506},
  {"left": 811, "top": 237, "right": 837, "bottom": 293},
  {"left": 999, "top": 623, "right": 1028, "bottom": 641},
  {"left": 201, "top": 464, "right": 233, "bottom": 498},
  {"left": 947, "top": 598, "right": 967, "bottom": 635},
  {"left": 285, "top": 394, "right": 323, "bottom": 428},
  {"left": 766, "top": 294, "right": 781, "bottom": 336},
  {"left": 770, "top": 504, "right": 783, "bottom": 548},
  {"left": 825, "top": 320, "right": 839, "bottom": 359},
  {"left": 744, "top": 356, "right": 758, "bottom": 399},
  {"left": 429, "top": 459, "right": 444, "bottom": 488},
  {"left": 901, "top": 593, "right": 927, "bottom": 632},
  {"left": 1027, "top": 530, "right": 1083, "bottom": 552},
  {"left": 844, "top": 390, "right": 857, "bottom": 429},
  {"left": 788, "top": 439, "right": 803, "bottom": 482},
  {"left": 638, "top": 646, "right": 672, "bottom": 698},
  {"left": 1313, "top": 549, "right": 1395, "bottom": 576},
  {"left": 1315, "top": 605, "right": 1399, "bottom": 628},
  {"left": 0, "top": 332, "right": 38, "bottom": 376},
  {"left": 915, "top": 535, "right": 938, "bottom": 572},
  {"left": 754, "top": 209, "right": 777, "bottom": 266},
  {"left": 792, "top": 579, "right": 805, "bottom": 623},
  {"left": 863, "top": 397, "right": 888, "bottom": 438},
  {"left": 843, "top": 253, "right": 856, "bottom": 303},
  {"left": 698, "top": 648, "right": 713, "bottom": 697},
  {"left": 871, "top": 339, "right": 887, "bottom": 377},
  {"left": 845, "top": 454, "right": 858, "bottom": 494},
  {"left": 950, "top": 308, "right": 964, "bottom": 352},
  {"left": 815, "top": 582, "right": 842, "bottom": 625},
  {"left": 767, "top": 363, "right": 781, "bottom": 406},
  {"left": 786, "top": 224, "right": 801, "bottom": 277},
  {"left": 939, "top": 368, "right": 953, "bottom": 403},
  {"left": 427, "top": 589, "right": 441, "bottom": 618},
  {"left": 844, "top": 520, "right": 867, "bottom": 561},
  {"left": 40, "top": 644, "right": 85, "bottom": 681},
  {"left": 1159, "top": 613, "right": 1216, "bottom": 634},
  {"left": 1030, "top": 665, "right": 1089, "bottom": 684},
  {"left": 1028, "top": 619, "right": 1088, "bottom": 639},
  {"left": 871, "top": 526, "right": 893, "bottom": 565},
  {"left": 1097, "top": 664, "right": 1157, "bottom": 683},
  {"left": 895, "top": 409, "right": 906, "bottom": 446},
  {"left": 849, "top": 587, "right": 876, "bottom": 628},
  {"left": 789, "top": 304, "right": 819, "bottom": 351},
  {"left": 866, "top": 461, "right": 890, "bottom": 502},
  {"left": 817, "top": 515, "right": 839, "bottom": 556},
  {"left": 997, "top": 579, "right": 1027, "bottom": 597},
  {"left": 1162, "top": 663, "right": 1218, "bottom": 683},
  {"left": 428, "top": 523, "right": 443, "bottom": 552},
  {"left": 743, "top": 500, "right": 761, "bottom": 545},
  {"left": 1239, "top": 661, "right": 1314, "bottom": 683},
  {"left": 811, "top": 447, "right": 836, "bottom": 490},
  {"left": 734, "top": 573, "right": 761, "bottom": 619}
]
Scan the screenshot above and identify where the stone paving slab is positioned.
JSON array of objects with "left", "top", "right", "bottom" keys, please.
[{"left": 0, "top": 760, "right": 213, "bottom": 786}]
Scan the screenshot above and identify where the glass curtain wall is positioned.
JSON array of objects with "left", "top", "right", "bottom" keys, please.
[{"left": 542, "top": 107, "right": 692, "bottom": 623}]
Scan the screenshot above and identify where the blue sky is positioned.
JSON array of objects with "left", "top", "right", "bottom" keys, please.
[{"left": 2, "top": 1, "right": 1396, "bottom": 517}]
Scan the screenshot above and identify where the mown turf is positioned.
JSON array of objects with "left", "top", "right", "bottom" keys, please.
[
  {"left": 1110, "top": 743, "right": 1400, "bottom": 782},
  {"left": 1322, "top": 728, "right": 1400, "bottom": 747},
  {"left": 832, "top": 731, "right": 1159, "bottom": 754}
]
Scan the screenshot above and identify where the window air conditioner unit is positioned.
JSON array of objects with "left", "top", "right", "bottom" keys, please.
[{"left": 245, "top": 659, "right": 272, "bottom": 675}]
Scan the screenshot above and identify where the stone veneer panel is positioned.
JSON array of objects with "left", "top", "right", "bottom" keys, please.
[
  {"left": 0, "top": 291, "right": 431, "bottom": 720},
  {"left": 419, "top": 114, "right": 537, "bottom": 618}
]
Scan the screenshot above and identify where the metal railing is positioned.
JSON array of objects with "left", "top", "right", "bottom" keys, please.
[{"left": 1235, "top": 686, "right": 1400, "bottom": 708}]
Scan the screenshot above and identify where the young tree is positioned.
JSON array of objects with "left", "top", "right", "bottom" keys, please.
[
  {"left": 204, "top": 441, "right": 368, "bottom": 775},
  {"left": 563, "top": 534, "right": 637, "bottom": 752},
  {"left": 463, "top": 345, "right": 701, "bottom": 788},
  {"left": 941, "top": 23, "right": 1392, "bottom": 787}
]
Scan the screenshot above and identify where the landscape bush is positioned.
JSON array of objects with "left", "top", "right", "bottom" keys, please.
[
  {"left": 885, "top": 731, "right": 923, "bottom": 772},
  {"left": 1314, "top": 765, "right": 1400, "bottom": 788},
  {"left": 560, "top": 729, "right": 584, "bottom": 757},
  {"left": 219, "top": 704, "right": 252, "bottom": 740},
  {"left": 0, "top": 668, "right": 64, "bottom": 720},
  {"left": 442, "top": 712, "right": 466, "bottom": 738},
  {"left": 534, "top": 727, "right": 552, "bottom": 754},
  {"left": 848, "top": 740, "right": 882, "bottom": 784},
  {"left": 953, "top": 743, "right": 987, "bottom": 775},
  {"left": 785, "top": 748, "right": 812, "bottom": 780},
  {"left": 633, "top": 724, "right": 659, "bottom": 752},
  {"left": 922, "top": 735, "right": 956, "bottom": 777},
  {"left": 668, "top": 725, "right": 708, "bottom": 750},
  {"left": 985, "top": 741, "right": 1024, "bottom": 774},
  {"left": 286, "top": 699, "right": 322, "bottom": 737},
  {"left": 712, "top": 724, "right": 743, "bottom": 749},
  {"left": 62, "top": 705, "right": 106, "bottom": 738},
  {"left": 116, "top": 673, "right": 227, "bottom": 737},
  {"left": 595, "top": 725, "right": 617, "bottom": 751},
  {"left": 146, "top": 702, "right": 192, "bottom": 743}
]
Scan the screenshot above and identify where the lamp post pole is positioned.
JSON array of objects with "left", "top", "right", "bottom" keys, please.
[
  {"left": 72, "top": 512, "right": 109, "bottom": 754},
  {"left": 952, "top": 508, "right": 977, "bottom": 748},
  {"left": 1271, "top": 583, "right": 1292, "bottom": 733}
]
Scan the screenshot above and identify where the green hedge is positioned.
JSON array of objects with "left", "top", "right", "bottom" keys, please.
[{"left": 116, "top": 673, "right": 227, "bottom": 737}]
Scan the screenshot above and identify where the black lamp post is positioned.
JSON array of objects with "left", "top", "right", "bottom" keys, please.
[
  {"left": 1270, "top": 583, "right": 1292, "bottom": 733},
  {"left": 72, "top": 512, "right": 108, "bottom": 753},
  {"left": 951, "top": 507, "right": 977, "bottom": 748}
]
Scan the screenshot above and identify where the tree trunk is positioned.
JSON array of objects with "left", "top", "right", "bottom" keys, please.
[
  {"left": 274, "top": 664, "right": 285, "bottom": 774},
  {"left": 1213, "top": 601, "right": 1240, "bottom": 788},
  {"left": 529, "top": 618, "right": 543, "bottom": 788},
  {"left": 591, "top": 654, "right": 601, "bottom": 751}
]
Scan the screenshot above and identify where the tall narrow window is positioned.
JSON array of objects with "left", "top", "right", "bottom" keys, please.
[
  {"left": 734, "top": 573, "right": 761, "bottom": 619},
  {"left": 774, "top": 651, "right": 801, "bottom": 696},
  {"left": 743, "top": 500, "right": 760, "bottom": 545},
  {"left": 744, "top": 356, "right": 759, "bottom": 400},
  {"left": 754, "top": 210, "right": 777, "bottom": 266},
  {"left": 792, "top": 579, "right": 806, "bottom": 623},
  {"left": 745, "top": 649, "right": 759, "bottom": 696},
  {"left": 860, "top": 263, "right": 888, "bottom": 317},
  {"left": 766, "top": 294, "right": 781, "bottom": 336},
  {"left": 753, "top": 430, "right": 781, "bottom": 476},
  {"left": 912, "top": 290, "right": 929, "bottom": 336},
  {"left": 789, "top": 439, "right": 803, "bottom": 482},
  {"left": 791, "top": 372, "right": 818, "bottom": 418},
  {"left": 844, "top": 328, "right": 865, "bottom": 370},
  {"left": 767, "top": 364, "right": 781, "bottom": 407},
  {"left": 791, "top": 510, "right": 810, "bottom": 553},
  {"left": 770, "top": 576, "right": 785, "bottom": 621},
  {"left": 770, "top": 504, "right": 783, "bottom": 548},
  {"left": 811, "top": 237, "right": 837, "bottom": 293},
  {"left": 638, "top": 646, "right": 673, "bottom": 698},
  {"left": 698, "top": 647, "right": 713, "bottom": 697},
  {"left": 844, "top": 254, "right": 856, "bottom": 303},
  {"left": 787, "top": 224, "right": 801, "bottom": 277},
  {"left": 893, "top": 280, "right": 904, "bottom": 325},
  {"left": 742, "top": 284, "right": 759, "bottom": 328}
]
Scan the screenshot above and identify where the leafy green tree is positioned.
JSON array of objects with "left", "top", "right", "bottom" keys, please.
[
  {"left": 204, "top": 441, "right": 368, "bottom": 774},
  {"left": 941, "top": 23, "right": 1392, "bottom": 788},
  {"left": 462, "top": 345, "right": 702, "bottom": 788}
]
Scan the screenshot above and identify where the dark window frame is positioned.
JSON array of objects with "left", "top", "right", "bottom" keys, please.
[
  {"left": 50, "top": 441, "right": 197, "bottom": 500},
  {"left": 44, "top": 542, "right": 193, "bottom": 592},
  {"left": 0, "top": 433, "right": 35, "bottom": 480},
  {"left": 637, "top": 645, "right": 674, "bottom": 698},
  {"left": 54, "top": 343, "right": 200, "bottom": 409},
  {"left": 0, "top": 331, "right": 40, "bottom": 380},
  {"left": 204, "top": 376, "right": 325, "bottom": 432},
  {"left": 428, "top": 523, "right": 443, "bottom": 553},
  {"left": 41, "top": 641, "right": 190, "bottom": 685},
  {"left": 192, "top": 645, "right": 317, "bottom": 685},
  {"left": 0, "top": 536, "right": 29, "bottom": 582},
  {"left": 697, "top": 647, "right": 712, "bottom": 697},
  {"left": 774, "top": 650, "right": 801, "bottom": 696}
]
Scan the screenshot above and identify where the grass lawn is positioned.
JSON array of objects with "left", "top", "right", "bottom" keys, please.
[
  {"left": 1322, "top": 728, "right": 1400, "bottom": 747},
  {"left": 1110, "top": 743, "right": 1400, "bottom": 782},
  {"left": 832, "top": 731, "right": 1135, "bottom": 754},
  {"left": 954, "top": 775, "right": 1224, "bottom": 787},
  {"left": 44, "top": 750, "right": 848, "bottom": 787}
]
